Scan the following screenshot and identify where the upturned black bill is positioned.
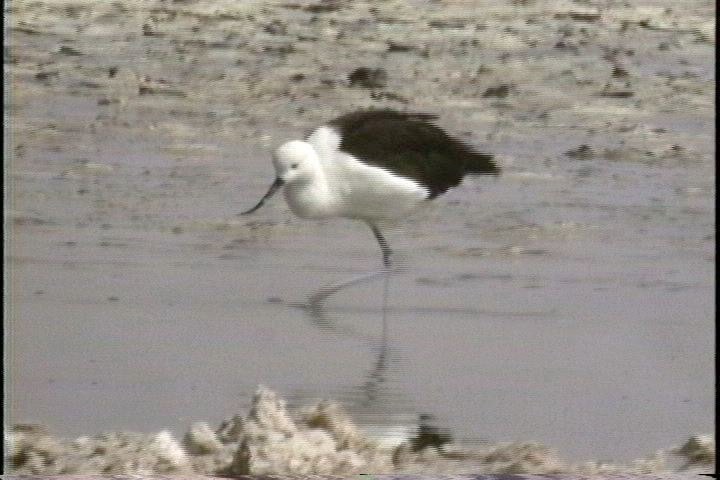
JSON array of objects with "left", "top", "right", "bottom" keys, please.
[{"left": 240, "top": 177, "right": 285, "bottom": 215}]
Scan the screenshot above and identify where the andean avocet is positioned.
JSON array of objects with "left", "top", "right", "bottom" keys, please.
[{"left": 241, "top": 109, "right": 499, "bottom": 266}]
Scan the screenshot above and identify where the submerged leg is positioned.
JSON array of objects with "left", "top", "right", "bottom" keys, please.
[{"left": 368, "top": 223, "right": 392, "bottom": 267}]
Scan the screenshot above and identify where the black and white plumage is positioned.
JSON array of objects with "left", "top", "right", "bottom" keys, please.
[{"left": 242, "top": 108, "right": 499, "bottom": 266}]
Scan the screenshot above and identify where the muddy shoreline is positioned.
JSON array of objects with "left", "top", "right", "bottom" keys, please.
[
  {"left": 5, "top": 0, "right": 714, "bottom": 474},
  {"left": 6, "top": 388, "right": 715, "bottom": 475}
]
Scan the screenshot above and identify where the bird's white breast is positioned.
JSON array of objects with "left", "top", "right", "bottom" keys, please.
[
  {"left": 283, "top": 180, "right": 338, "bottom": 219},
  {"left": 334, "top": 151, "right": 429, "bottom": 220},
  {"left": 303, "top": 126, "right": 430, "bottom": 221}
]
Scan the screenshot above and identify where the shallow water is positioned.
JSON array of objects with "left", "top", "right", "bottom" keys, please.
[
  {"left": 5, "top": 0, "right": 715, "bottom": 467},
  {"left": 8, "top": 139, "right": 713, "bottom": 462}
]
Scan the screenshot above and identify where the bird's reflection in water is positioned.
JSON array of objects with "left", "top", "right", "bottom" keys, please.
[
  {"left": 353, "top": 270, "right": 390, "bottom": 408},
  {"left": 303, "top": 268, "right": 393, "bottom": 407},
  {"left": 286, "top": 267, "right": 456, "bottom": 451}
]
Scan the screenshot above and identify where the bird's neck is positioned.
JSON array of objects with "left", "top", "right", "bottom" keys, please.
[{"left": 285, "top": 172, "right": 337, "bottom": 219}]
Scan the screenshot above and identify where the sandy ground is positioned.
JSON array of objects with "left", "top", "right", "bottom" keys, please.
[{"left": 4, "top": 0, "right": 715, "bottom": 475}]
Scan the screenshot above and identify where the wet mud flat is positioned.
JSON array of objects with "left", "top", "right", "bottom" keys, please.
[
  {"left": 5, "top": 387, "right": 716, "bottom": 475},
  {"left": 4, "top": 0, "right": 715, "bottom": 475}
]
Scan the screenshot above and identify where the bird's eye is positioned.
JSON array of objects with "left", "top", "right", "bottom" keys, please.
[{"left": 291, "top": 163, "right": 299, "bottom": 169}]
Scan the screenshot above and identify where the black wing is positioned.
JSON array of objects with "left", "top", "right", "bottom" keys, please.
[{"left": 327, "top": 109, "right": 498, "bottom": 198}]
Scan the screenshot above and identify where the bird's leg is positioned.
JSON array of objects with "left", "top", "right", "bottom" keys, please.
[{"left": 368, "top": 223, "right": 392, "bottom": 268}]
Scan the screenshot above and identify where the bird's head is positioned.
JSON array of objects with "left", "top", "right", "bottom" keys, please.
[
  {"left": 240, "top": 140, "right": 320, "bottom": 216},
  {"left": 272, "top": 140, "right": 319, "bottom": 185}
]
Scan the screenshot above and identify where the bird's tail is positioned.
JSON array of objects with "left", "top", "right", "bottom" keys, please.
[{"left": 464, "top": 151, "right": 500, "bottom": 176}]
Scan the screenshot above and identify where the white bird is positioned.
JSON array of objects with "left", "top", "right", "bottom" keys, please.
[{"left": 241, "top": 109, "right": 499, "bottom": 267}]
